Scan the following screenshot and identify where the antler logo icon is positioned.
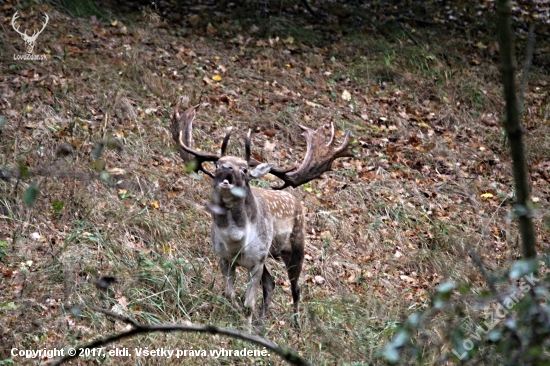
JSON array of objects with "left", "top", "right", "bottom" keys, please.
[{"left": 11, "top": 11, "right": 49, "bottom": 54}]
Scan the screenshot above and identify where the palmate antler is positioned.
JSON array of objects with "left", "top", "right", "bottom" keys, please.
[
  {"left": 171, "top": 98, "right": 231, "bottom": 178},
  {"left": 171, "top": 98, "right": 353, "bottom": 188},
  {"left": 247, "top": 123, "right": 353, "bottom": 189}
]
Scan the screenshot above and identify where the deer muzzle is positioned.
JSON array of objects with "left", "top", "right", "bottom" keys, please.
[{"left": 214, "top": 168, "right": 237, "bottom": 190}]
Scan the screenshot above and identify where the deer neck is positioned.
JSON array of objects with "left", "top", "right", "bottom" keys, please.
[{"left": 212, "top": 185, "right": 258, "bottom": 229}]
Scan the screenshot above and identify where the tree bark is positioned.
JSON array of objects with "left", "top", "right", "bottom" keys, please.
[{"left": 496, "top": 0, "right": 537, "bottom": 259}]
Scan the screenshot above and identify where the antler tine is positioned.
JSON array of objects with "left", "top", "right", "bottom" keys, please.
[
  {"left": 245, "top": 129, "right": 252, "bottom": 163},
  {"left": 335, "top": 130, "right": 352, "bottom": 156},
  {"left": 271, "top": 123, "right": 353, "bottom": 190},
  {"left": 326, "top": 122, "right": 335, "bottom": 147},
  {"left": 220, "top": 127, "right": 233, "bottom": 156},
  {"left": 171, "top": 98, "right": 218, "bottom": 178}
]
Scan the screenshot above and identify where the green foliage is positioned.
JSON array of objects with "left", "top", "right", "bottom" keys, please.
[
  {"left": 509, "top": 259, "right": 538, "bottom": 279},
  {"left": 378, "top": 313, "right": 421, "bottom": 363},
  {"left": 51, "top": 199, "right": 65, "bottom": 212},
  {"left": 0, "top": 301, "right": 17, "bottom": 311},
  {"left": 90, "top": 141, "right": 105, "bottom": 161},
  {"left": 23, "top": 183, "right": 39, "bottom": 206},
  {"left": 184, "top": 159, "right": 198, "bottom": 174},
  {"left": 433, "top": 281, "right": 456, "bottom": 309},
  {"left": 18, "top": 162, "right": 30, "bottom": 179},
  {"left": 0, "top": 240, "right": 8, "bottom": 261},
  {"left": 379, "top": 264, "right": 550, "bottom": 365}
]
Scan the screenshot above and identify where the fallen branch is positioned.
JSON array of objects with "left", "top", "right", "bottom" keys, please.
[{"left": 50, "top": 307, "right": 310, "bottom": 366}]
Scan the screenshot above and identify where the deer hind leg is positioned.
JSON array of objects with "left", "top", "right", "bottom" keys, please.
[
  {"left": 260, "top": 264, "right": 275, "bottom": 321},
  {"left": 284, "top": 226, "right": 305, "bottom": 326},
  {"left": 220, "top": 259, "right": 239, "bottom": 310},
  {"left": 286, "top": 252, "right": 303, "bottom": 326}
]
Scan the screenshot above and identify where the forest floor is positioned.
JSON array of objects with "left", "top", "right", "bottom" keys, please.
[{"left": 0, "top": 0, "right": 549, "bottom": 364}]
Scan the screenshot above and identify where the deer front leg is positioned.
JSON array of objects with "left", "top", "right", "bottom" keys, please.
[
  {"left": 220, "top": 259, "right": 240, "bottom": 310},
  {"left": 244, "top": 263, "right": 263, "bottom": 325}
]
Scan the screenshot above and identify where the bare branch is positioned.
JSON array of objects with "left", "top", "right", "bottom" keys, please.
[
  {"left": 1, "top": 167, "right": 99, "bottom": 181},
  {"left": 88, "top": 306, "right": 140, "bottom": 327},
  {"left": 469, "top": 251, "right": 498, "bottom": 295},
  {"left": 50, "top": 308, "right": 310, "bottom": 366}
]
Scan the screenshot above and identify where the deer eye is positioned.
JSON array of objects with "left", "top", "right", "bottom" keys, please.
[{"left": 241, "top": 168, "right": 248, "bottom": 174}]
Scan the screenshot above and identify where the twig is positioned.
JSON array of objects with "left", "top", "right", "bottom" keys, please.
[
  {"left": 89, "top": 306, "right": 141, "bottom": 327},
  {"left": 469, "top": 250, "right": 498, "bottom": 295},
  {"left": 50, "top": 307, "right": 310, "bottom": 366},
  {"left": 300, "top": 0, "right": 318, "bottom": 18},
  {"left": 1, "top": 167, "right": 100, "bottom": 182}
]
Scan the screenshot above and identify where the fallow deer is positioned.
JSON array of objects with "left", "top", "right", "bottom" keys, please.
[{"left": 171, "top": 98, "right": 352, "bottom": 327}]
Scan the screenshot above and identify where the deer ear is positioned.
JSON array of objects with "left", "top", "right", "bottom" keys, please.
[{"left": 249, "top": 163, "right": 273, "bottom": 179}]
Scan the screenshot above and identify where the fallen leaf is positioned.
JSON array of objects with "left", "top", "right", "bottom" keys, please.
[
  {"left": 283, "top": 36, "right": 295, "bottom": 44},
  {"left": 342, "top": 90, "right": 351, "bottom": 101},
  {"left": 399, "top": 275, "right": 416, "bottom": 283},
  {"left": 306, "top": 100, "right": 322, "bottom": 108},
  {"left": 264, "top": 140, "right": 275, "bottom": 152},
  {"left": 481, "top": 113, "right": 498, "bottom": 126},
  {"left": 475, "top": 41, "right": 487, "bottom": 49},
  {"left": 206, "top": 23, "right": 218, "bottom": 36},
  {"left": 107, "top": 168, "right": 126, "bottom": 175}
]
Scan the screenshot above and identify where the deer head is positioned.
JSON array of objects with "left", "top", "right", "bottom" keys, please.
[
  {"left": 11, "top": 11, "right": 49, "bottom": 54},
  {"left": 171, "top": 98, "right": 353, "bottom": 329}
]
